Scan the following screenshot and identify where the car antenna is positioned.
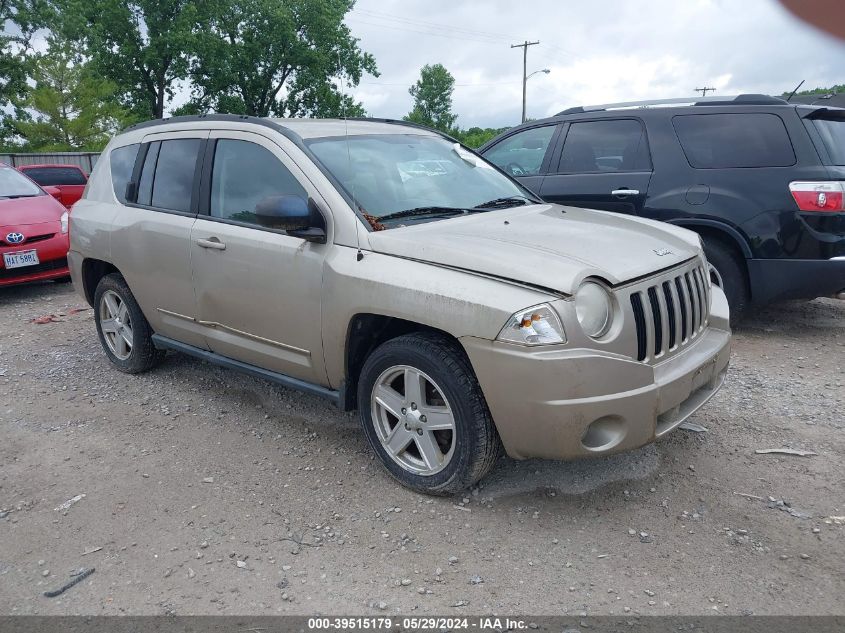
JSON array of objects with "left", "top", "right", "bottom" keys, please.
[
  {"left": 786, "top": 79, "right": 804, "bottom": 102},
  {"left": 337, "top": 51, "right": 364, "bottom": 262}
]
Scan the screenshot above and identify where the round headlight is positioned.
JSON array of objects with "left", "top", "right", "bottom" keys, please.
[{"left": 575, "top": 282, "right": 612, "bottom": 338}]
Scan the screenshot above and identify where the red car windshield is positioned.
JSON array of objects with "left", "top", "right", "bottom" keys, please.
[{"left": 0, "top": 168, "right": 43, "bottom": 199}]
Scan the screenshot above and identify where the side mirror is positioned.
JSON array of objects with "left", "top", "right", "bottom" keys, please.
[
  {"left": 44, "top": 186, "right": 63, "bottom": 202},
  {"left": 254, "top": 195, "right": 327, "bottom": 243}
]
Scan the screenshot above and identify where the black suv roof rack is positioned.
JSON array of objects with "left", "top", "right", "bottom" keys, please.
[{"left": 556, "top": 94, "right": 788, "bottom": 116}]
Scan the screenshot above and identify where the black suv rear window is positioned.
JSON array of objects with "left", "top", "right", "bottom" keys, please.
[
  {"left": 811, "top": 117, "right": 845, "bottom": 165},
  {"left": 23, "top": 166, "right": 87, "bottom": 186},
  {"left": 672, "top": 113, "right": 795, "bottom": 168}
]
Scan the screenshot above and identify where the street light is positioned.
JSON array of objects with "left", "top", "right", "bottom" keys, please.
[{"left": 522, "top": 69, "right": 551, "bottom": 123}]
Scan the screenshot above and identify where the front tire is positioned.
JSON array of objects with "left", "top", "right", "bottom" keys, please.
[
  {"left": 94, "top": 273, "right": 164, "bottom": 373},
  {"left": 703, "top": 238, "right": 748, "bottom": 326},
  {"left": 358, "top": 332, "right": 502, "bottom": 495}
]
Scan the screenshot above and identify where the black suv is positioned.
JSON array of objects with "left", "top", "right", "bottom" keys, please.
[{"left": 480, "top": 94, "right": 845, "bottom": 321}]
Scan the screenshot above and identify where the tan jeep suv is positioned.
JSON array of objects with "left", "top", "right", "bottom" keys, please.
[{"left": 69, "top": 116, "right": 731, "bottom": 494}]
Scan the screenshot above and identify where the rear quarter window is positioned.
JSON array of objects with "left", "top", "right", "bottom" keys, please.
[
  {"left": 110, "top": 144, "right": 140, "bottom": 203},
  {"left": 811, "top": 116, "right": 845, "bottom": 165},
  {"left": 672, "top": 113, "right": 796, "bottom": 168}
]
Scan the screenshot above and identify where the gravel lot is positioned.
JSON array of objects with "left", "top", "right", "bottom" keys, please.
[{"left": 0, "top": 281, "right": 843, "bottom": 616}]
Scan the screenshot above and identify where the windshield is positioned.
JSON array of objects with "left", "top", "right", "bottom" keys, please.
[
  {"left": 306, "top": 134, "right": 536, "bottom": 225},
  {"left": 811, "top": 116, "right": 845, "bottom": 165},
  {"left": 0, "top": 167, "right": 44, "bottom": 199}
]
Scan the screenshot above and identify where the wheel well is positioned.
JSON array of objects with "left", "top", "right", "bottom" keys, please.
[
  {"left": 688, "top": 226, "right": 751, "bottom": 295},
  {"left": 342, "top": 314, "right": 459, "bottom": 411},
  {"left": 80, "top": 259, "right": 119, "bottom": 306}
]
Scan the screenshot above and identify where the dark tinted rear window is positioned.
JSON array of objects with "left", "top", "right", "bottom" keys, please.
[
  {"left": 673, "top": 113, "right": 795, "bottom": 168},
  {"left": 811, "top": 117, "right": 845, "bottom": 165},
  {"left": 136, "top": 139, "right": 201, "bottom": 213},
  {"left": 109, "top": 144, "right": 139, "bottom": 203},
  {"left": 23, "top": 166, "right": 87, "bottom": 186}
]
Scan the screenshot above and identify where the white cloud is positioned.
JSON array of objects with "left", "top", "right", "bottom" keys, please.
[{"left": 345, "top": 0, "right": 845, "bottom": 127}]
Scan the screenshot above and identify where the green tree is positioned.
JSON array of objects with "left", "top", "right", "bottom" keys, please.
[
  {"left": 0, "top": 0, "right": 52, "bottom": 148},
  {"left": 454, "top": 126, "right": 509, "bottom": 148},
  {"left": 186, "top": 0, "right": 376, "bottom": 117},
  {"left": 13, "top": 39, "right": 133, "bottom": 150},
  {"left": 783, "top": 84, "right": 845, "bottom": 97},
  {"left": 59, "top": 0, "right": 201, "bottom": 119},
  {"left": 404, "top": 63, "right": 457, "bottom": 133}
]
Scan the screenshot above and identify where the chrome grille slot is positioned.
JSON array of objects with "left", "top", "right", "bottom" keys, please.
[
  {"left": 662, "top": 281, "right": 676, "bottom": 350},
  {"left": 625, "top": 260, "right": 710, "bottom": 363}
]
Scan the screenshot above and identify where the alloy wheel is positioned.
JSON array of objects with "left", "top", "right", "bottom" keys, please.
[
  {"left": 99, "top": 289, "right": 134, "bottom": 360},
  {"left": 370, "top": 365, "right": 456, "bottom": 476}
]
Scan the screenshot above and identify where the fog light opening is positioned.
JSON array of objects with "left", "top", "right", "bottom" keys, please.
[{"left": 581, "top": 416, "right": 627, "bottom": 452}]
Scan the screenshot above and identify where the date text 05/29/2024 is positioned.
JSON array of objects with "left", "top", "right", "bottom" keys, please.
[{"left": 307, "top": 617, "right": 531, "bottom": 630}]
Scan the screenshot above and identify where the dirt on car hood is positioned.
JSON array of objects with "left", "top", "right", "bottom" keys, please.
[{"left": 367, "top": 203, "right": 701, "bottom": 294}]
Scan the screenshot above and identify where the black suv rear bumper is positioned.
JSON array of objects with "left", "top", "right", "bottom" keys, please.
[{"left": 748, "top": 258, "right": 845, "bottom": 304}]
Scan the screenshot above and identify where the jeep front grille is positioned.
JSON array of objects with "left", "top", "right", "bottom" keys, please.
[{"left": 628, "top": 262, "right": 710, "bottom": 362}]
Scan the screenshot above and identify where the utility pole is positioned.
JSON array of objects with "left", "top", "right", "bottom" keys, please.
[
  {"left": 512, "top": 40, "right": 540, "bottom": 123},
  {"left": 694, "top": 86, "right": 716, "bottom": 97}
]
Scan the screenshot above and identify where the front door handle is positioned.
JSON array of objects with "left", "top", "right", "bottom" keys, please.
[
  {"left": 611, "top": 189, "right": 640, "bottom": 196},
  {"left": 196, "top": 237, "right": 226, "bottom": 251}
]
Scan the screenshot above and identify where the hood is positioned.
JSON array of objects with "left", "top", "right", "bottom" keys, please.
[
  {"left": 0, "top": 194, "right": 66, "bottom": 227},
  {"left": 367, "top": 204, "right": 701, "bottom": 294}
]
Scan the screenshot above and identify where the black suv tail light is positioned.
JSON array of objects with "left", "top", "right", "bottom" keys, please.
[{"left": 789, "top": 181, "right": 844, "bottom": 212}]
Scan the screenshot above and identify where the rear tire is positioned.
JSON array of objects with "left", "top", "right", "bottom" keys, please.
[
  {"left": 94, "top": 273, "right": 165, "bottom": 373},
  {"left": 357, "top": 332, "right": 502, "bottom": 495},
  {"left": 703, "top": 238, "right": 748, "bottom": 326}
]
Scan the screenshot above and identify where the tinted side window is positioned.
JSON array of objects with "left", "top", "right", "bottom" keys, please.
[
  {"left": 136, "top": 141, "right": 160, "bottom": 206},
  {"left": 210, "top": 139, "right": 307, "bottom": 225},
  {"left": 673, "top": 113, "right": 796, "bottom": 168},
  {"left": 484, "top": 126, "right": 556, "bottom": 176},
  {"left": 109, "top": 144, "right": 139, "bottom": 203},
  {"left": 146, "top": 139, "right": 201, "bottom": 212},
  {"left": 23, "top": 167, "right": 87, "bottom": 186},
  {"left": 558, "top": 119, "right": 651, "bottom": 173}
]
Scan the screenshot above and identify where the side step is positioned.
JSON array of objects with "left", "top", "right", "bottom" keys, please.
[{"left": 151, "top": 334, "right": 340, "bottom": 406}]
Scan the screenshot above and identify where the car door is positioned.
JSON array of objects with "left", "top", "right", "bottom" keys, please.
[
  {"left": 481, "top": 124, "right": 561, "bottom": 195},
  {"left": 109, "top": 131, "right": 208, "bottom": 349},
  {"left": 540, "top": 118, "right": 653, "bottom": 215},
  {"left": 189, "top": 130, "right": 329, "bottom": 385}
]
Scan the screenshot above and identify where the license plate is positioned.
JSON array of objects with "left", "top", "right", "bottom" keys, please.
[{"left": 3, "top": 249, "right": 40, "bottom": 269}]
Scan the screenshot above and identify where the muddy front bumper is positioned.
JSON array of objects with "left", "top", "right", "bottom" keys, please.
[{"left": 460, "top": 311, "right": 731, "bottom": 461}]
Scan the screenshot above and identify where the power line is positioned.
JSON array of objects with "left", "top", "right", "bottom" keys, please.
[
  {"left": 345, "top": 17, "right": 508, "bottom": 45},
  {"left": 350, "top": 8, "right": 518, "bottom": 43},
  {"left": 360, "top": 80, "right": 520, "bottom": 88}
]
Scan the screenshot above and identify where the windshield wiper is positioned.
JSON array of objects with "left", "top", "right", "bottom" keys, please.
[
  {"left": 472, "top": 195, "right": 534, "bottom": 210},
  {"left": 377, "top": 206, "right": 469, "bottom": 222},
  {"left": 0, "top": 194, "right": 40, "bottom": 199}
]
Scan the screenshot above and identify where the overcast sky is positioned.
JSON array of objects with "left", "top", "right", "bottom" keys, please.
[{"left": 343, "top": 0, "right": 845, "bottom": 128}]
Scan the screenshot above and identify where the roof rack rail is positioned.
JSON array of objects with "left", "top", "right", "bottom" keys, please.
[
  {"left": 346, "top": 117, "right": 461, "bottom": 142},
  {"left": 556, "top": 94, "right": 788, "bottom": 116}
]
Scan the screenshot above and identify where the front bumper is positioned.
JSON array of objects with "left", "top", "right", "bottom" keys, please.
[
  {"left": 0, "top": 234, "right": 69, "bottom": 287},
  {"left": 461, "top": 301, "right": 731, "bottom": 461}
]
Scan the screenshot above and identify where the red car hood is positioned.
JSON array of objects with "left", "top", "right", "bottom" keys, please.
[{"left": 0, "top": 194, "right": 65, "bottom": 226}]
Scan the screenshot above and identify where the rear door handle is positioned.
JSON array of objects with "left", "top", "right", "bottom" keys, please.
[
  {"left": 611, "top": 189, "right": 640, "bottom": 196},
  {"left": 196, "top": 238, "right": 226, "bottom": 251}
]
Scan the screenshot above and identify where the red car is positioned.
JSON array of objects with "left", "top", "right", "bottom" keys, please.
[
  {"left": 17, "top": 163, "right": 88, "bottom": 209},
  {"left": 0, "top": 164, "right": 70, "bottom": 287}
]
